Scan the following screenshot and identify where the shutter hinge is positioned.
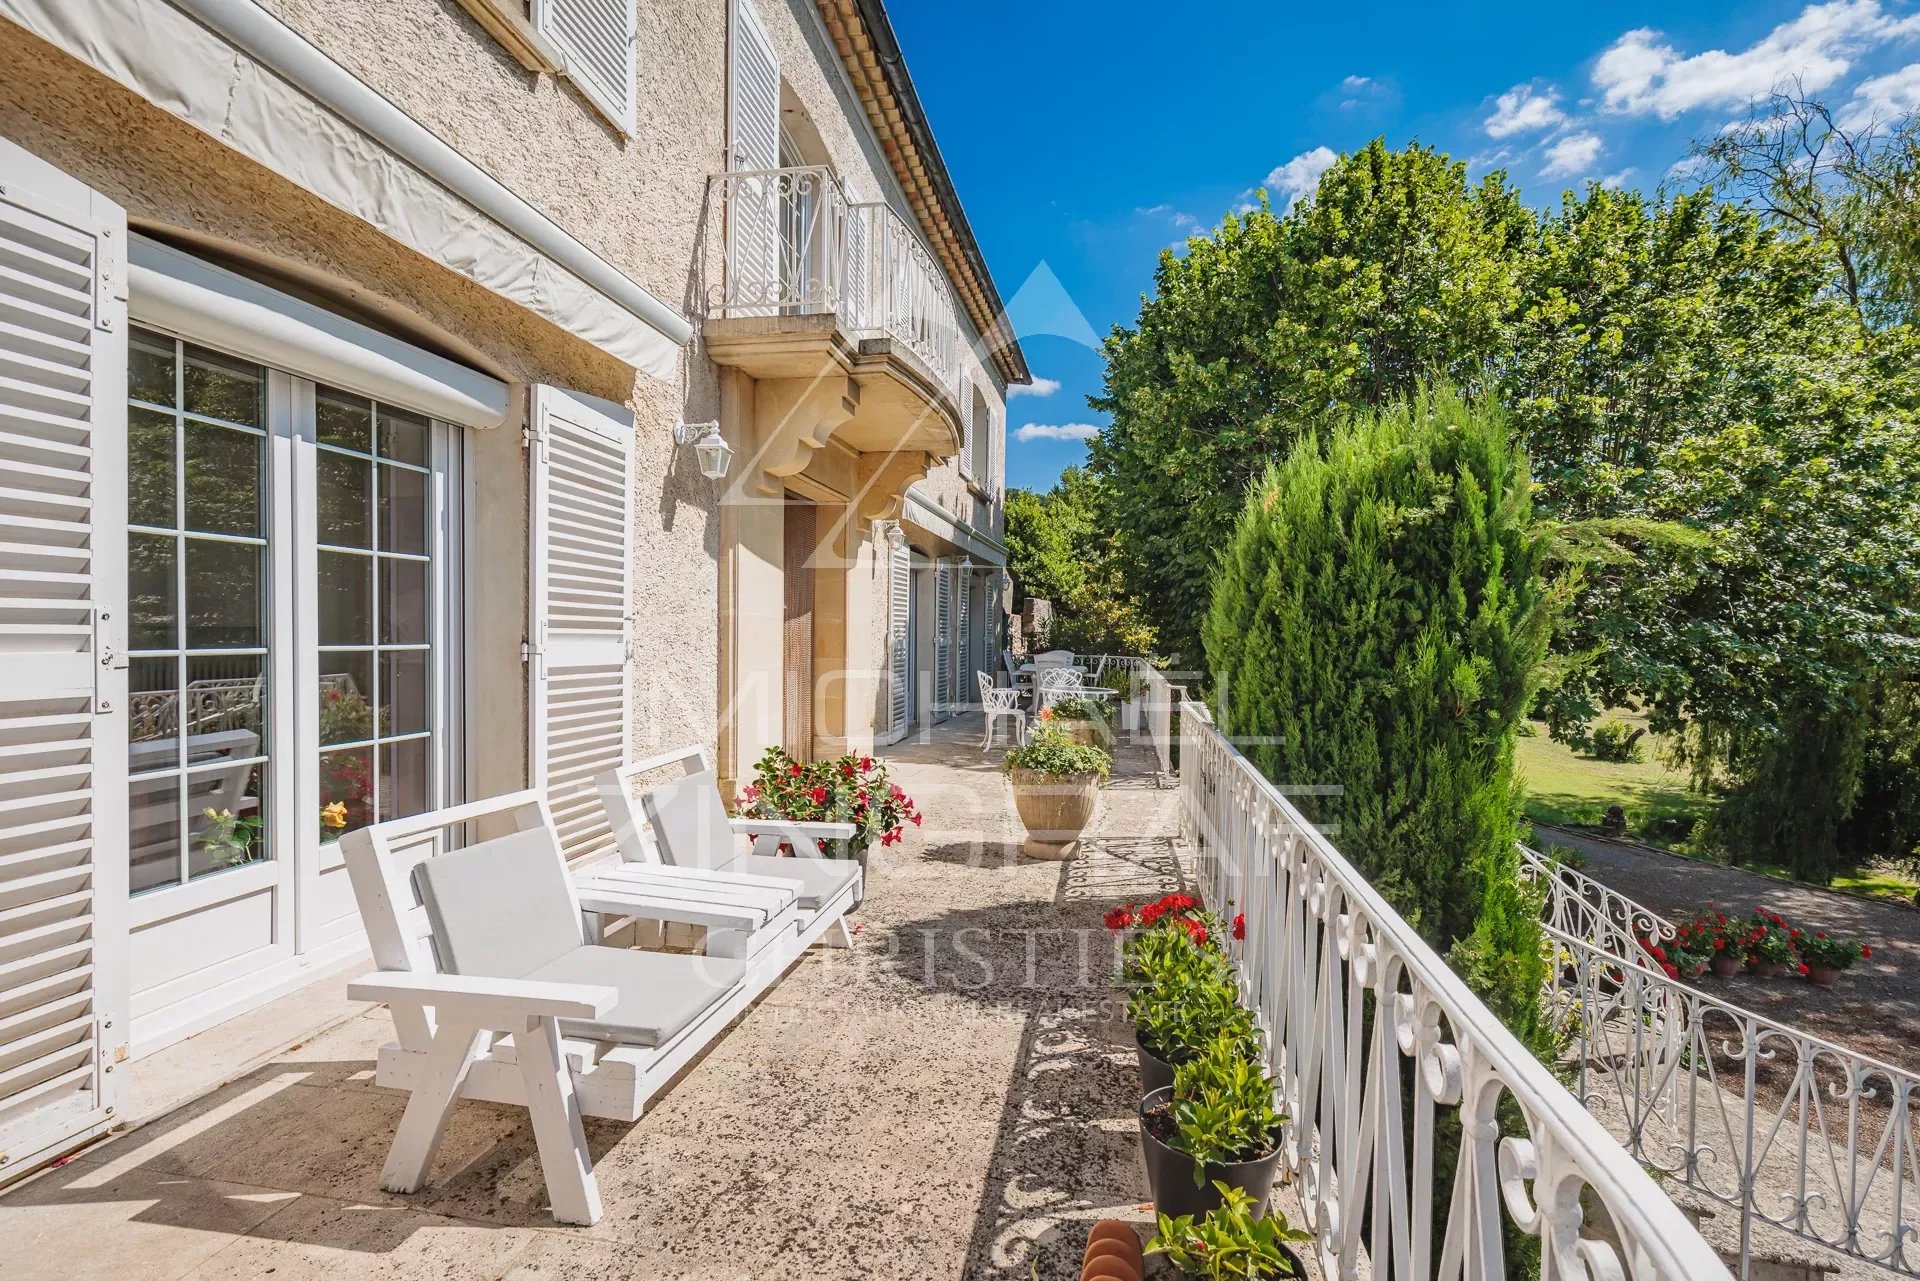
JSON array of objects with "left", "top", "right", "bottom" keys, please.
[{"left": 521, "top": 640, "right": 540, "bottom": 664}]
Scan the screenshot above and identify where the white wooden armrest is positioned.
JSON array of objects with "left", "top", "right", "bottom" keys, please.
[
  {"left": 348, "top": 970, "right": 616, "bottom": 1023},
  {"left": 731, "top": 817, "right": 858, "bottom": 840},
  {"left": 588, "top": 862, "right": 806, "bottom": 898},
  {"left": 575, "top": 884, "right": 767, "bottom": 931}
]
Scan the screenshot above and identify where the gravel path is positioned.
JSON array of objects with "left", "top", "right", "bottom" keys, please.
[{"left": 1538, "top": 825, "right": 1920, "bottom": 1073}]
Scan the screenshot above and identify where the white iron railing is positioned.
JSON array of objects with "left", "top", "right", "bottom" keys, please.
[
  {"left": 1177, "top": 696, "right": 1731, "bottom": 1280},
  {"left": 1528, "top": 854, "right": 1920, "bottom": 1277},
  {"left": 1519, "top": 843, "right": 1674, "bottom": 973},
  {"left": 710, "top": 166, "right": 963, "bottom": 403}
]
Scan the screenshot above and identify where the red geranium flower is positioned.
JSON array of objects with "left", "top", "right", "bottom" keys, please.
[
  {"left": 1797, "top": 963, "right": 1810, "bottom": 975},
  {"left": 1232, "top": 912, "right": 1246, "bottom": 941},
  {"left": 1104, "top": 905, "right": 1136, "bottom": 931},
  {"left": 1662, "top": 963, "right": 1679, "bottom": 978},
  {"left": 809, "top": 785, "right": 828, "bottom": 805},
  {"left": 1863, "top": 946, "right": 1873, "bottom": 959}
]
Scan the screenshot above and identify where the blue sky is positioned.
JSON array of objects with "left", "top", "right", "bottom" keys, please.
[{"left": 884, "top": 0, "right": 1920, "bottom": 492}]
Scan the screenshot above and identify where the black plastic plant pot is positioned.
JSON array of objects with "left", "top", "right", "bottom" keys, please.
[
  {"left": 1136, "top": 1030, "right": 1175, "bottom": 1096},
  {"left": 1138, "top": 1085, "right": 1283, "bottom": 1223}
]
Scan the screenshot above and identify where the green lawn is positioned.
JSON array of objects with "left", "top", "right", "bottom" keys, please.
[
  {"left": 1516, "top": 714, "right": 1920, "bottom": 902},
  {"left": 1515, "top": 715, "right": 1711, "bottom": 839}
]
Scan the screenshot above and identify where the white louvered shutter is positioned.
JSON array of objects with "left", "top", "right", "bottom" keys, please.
[
  {"left": 0, "top": 137, "right": 128, "bottom": 1176},
  {"left": 954, "top": 564, "right": 971, "bottom": 706},
  {"left": 843, "top": 203, "right": 871, "bottom": 330},
  {"left": 932, "top": 559, "right": 951, "bottom": 717},
  {"left": 528, "top": 386, "right": 633, "bottom": 864},
  {"left": 957, "top": 370, "right": 973, "bottom": 480},
  {"left": 887, "top": 539, "right": 909, "bottom": 735},
  {"left": 534, "top": 0, "right": 637, "bottom": 134},
  {"left": 727, "top": 0, "right": 780, "bottom": 317}
]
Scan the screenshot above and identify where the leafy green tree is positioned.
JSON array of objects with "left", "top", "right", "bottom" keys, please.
[
  {"left": 1203, "top": 387, "right": 1555, "bottom": 1046},
  {"left": 1089, "top": 140, "right": 1531, "bottom": 665},
  {"left": 1003, "top": 467, "right": 1157, "bottom": 656}
]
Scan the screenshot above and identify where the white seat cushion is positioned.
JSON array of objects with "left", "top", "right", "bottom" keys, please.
[
  {"left": 412, "top": 828, "right": 584, "bottom": 976},
  {"left": 528, "top": 945, "right": 745, "bottom": 1047},
  {"left": 640, "top": 769, "right": 737, "bottom": 871},
  {"left": 725, "top": 853, "right": 859, "bottom": 910}
]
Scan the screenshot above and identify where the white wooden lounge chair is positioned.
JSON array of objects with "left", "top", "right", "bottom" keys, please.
[
  {"left": 595, "top": 745, "right": 863, "bottom": 952},
  {"left": 341, "top": 790, "right": 801, "bottom": 1226}
]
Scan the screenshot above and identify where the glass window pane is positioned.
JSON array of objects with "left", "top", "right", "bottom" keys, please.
[
  {"left": 378, "top": 405, "right": 430, "bottom": 467},
  {"left": 185, "top": 654, "right": 265, "bottom": 751},
  {"left": 377, "top": 463, "right": 428, "bottom": 556},
  {"left": 380, "top": 557, "right": 428, "bottom": 645},
  {"left": 319, "top": 652, "right": 376, "bottom": 745},
  {"left": 183, "top": 344, "right": 263, "bottom": 425},
  {"left": 129, "top": 774, "right": 181, "bottom": 894},
  {"left": 380, "top": 650, "right": 429, "bottom": 736},
  {"left": 185, "top": 539, "right": 264, "bottom": 649},
  {"left": 318, "top": 552, "right": 372, "bottom": 646},
  {"left": 187, "top": 758, "right": 268, "bottom": 880},
  {"left": 129, "top": 533, "right": 177, "bottom": 650},
  {"left": 379, "top": 737, "right": 431, "bottom": 824},
  {"left": 128, "top": 656, "right": 178, "bottom": 773},
  {"left": 184, "top": 421, "right": 265, "bottom": 537},
  {"left": 319, "top": 746, "right": 374, "bottom": 841},
  {"left": 316, "top": 386, "right": 372, "bottom": 451},
  {"left": 129, "top": 407, "right": 175, "bottom": 529},
  {"left": 316, "top": 449, "right": 372, "bottom": 548},
  {"left": 129, "top": 328, "right": 176, "bottom": 408}
]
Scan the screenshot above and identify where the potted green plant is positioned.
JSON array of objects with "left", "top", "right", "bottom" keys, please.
[
  {"left": 735, "top": 745, "right": 921, "bottom": 882},
  {"left": 1146, "top": 1182, "right": 1311, "bottom": 1279},
  {"left": 199, "top": 807, "right": 262, "bottom": 867},
  {"left": 1794, "top": 931, "right": 1870, "bottom": 987},
  {"left": 1004, "top": 713, "right": 1110, "bottom": 859},
  {"left": 1677, "top": 908, "right": 1743, "bottom": 978},
  {"left": 1743, "top": 910, "right": 1797, "bottom": 977},
  {"left": 1048, "top": 694, "right": 1112, "bottom": 748},
  {"left": 1140, "top": 1031, "right": 1286, "bottom": 1221}
]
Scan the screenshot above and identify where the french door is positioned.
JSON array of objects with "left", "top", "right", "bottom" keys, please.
[{"left": 123, "top": 325, "right": 457, "bottom": 1050}]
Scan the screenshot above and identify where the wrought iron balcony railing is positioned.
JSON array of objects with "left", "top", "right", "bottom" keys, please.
[{"left": 710, "top": 166, "right": 963, "bottom": 405}]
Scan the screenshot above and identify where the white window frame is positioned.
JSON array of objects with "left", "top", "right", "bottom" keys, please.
[{"left": 452, "top": 0, "right": 637, "bottom": 135}]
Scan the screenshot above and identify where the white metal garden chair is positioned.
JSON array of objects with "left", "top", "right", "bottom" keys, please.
[
  {"left": 1002, "top": 648, "right": 1033, "bottom": 705},
  {"left": 340, "top": 791, "right": 781, "bottom": 1226},
  {"left": 1033, "top": 649, "right": 1077, "bottom": 670},
  {"left": 977, "top": 670, "right": 1024, "bottom": 749},
  {"left": 1037, "top": 666, "right": 1113, "bottom": 711},
  {"left": 595, "top": 745, "right": 863, "bottom": 951}
]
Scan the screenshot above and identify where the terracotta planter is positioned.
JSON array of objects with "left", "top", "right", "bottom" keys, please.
[
  {"left": 1081, "top": 1221, "right": 1144, "bottom": 1281},
  {"left": 1009, "top": 767, "right": 1101, "bottom": 859},
  {"left": 1136, "top": 1030, "right": 1175, "bottom": 1096},
  {"left": 1139, "top": 1085, "right": 1283, "bottom": 1222},
  {"left": 1808, "top": 965, "right": 1840, "bottom": 988},
  {"left": 1710, "top": 954, "right": 1741, "bottom": 979},
  {"left": 1748, "top": 958, "right": 1786, "bottom": 978}
]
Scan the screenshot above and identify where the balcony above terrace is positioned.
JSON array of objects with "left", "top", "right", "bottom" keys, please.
[{"left": 705, "top": 167, "right": 966, "bottom": 489}]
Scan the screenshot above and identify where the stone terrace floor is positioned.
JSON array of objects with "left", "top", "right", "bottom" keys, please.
[{"left": 2, "top": 715, "right": 1275, "bottom": 1281}]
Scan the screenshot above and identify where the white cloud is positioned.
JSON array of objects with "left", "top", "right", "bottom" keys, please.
[
  {"left": 1263, "top": 146, "right": 1339, "bottom": 208},
  {"left": 1600, "top": 167, "right": 1638, "bottom": 188},
  {"left": 1484, "top": 84, "right": 1568, "bottom": 138},
  {"left": 1541, "top": 132, "right": 1605, "bottom": 178},
  {"left": 1341, "top": 74, "right": 1373, "bottom": 92},
  {"left": 1008, "top": 377, "right": 1061, "bottom": 400},
  {"left": 1014, "top": 422, "right": 1102, "bottom": 444},
  {"left": 1594, "top": 1, "right": 1920, "bottom": 120},
  {"left": 1842, "top": 59, "right": 1920, "bottom": 126}
]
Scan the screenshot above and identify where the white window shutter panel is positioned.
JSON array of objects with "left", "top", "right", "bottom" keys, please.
[
  {"left": 887, "top": 539, "right": 910, "bottom": 735},
  {"left": 528, "top": 385, "right": 634, "bottom": 863},
  {"left": 957, "top": 370, "right": 973, "bottom": 479},
  {"left": 533, "top": 0, "right": 637, "bottom": 134},
  {"left": 954, "top": 564, "right": 971, "bottom": 703},
  {"left": 726, "top": 0, "right": 780, "bottom": 316},
  {"left": 932, "top": 559, "right": 951, "bottom": 716},
  {"left": 0, "top": 136, "right": 128, "bottom": 1176}
]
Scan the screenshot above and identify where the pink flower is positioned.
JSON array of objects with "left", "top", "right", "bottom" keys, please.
[{"left": 910, "top": 813, "right": 923, "bottom": 826}]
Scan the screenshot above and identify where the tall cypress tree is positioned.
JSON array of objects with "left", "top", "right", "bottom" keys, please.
[{"left": 1203, "top": 386, "right": 1556, "bottom": 1045}]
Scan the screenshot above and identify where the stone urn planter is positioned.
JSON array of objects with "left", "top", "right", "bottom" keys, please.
[
  {"left": 1748, "top": 958, "right": 1786, "bottom": 978},
  {"left": 1009, "top": 766, "right": 1102, "bottom": 859},
  {"left": 1710, "top": 953, "right": 1741, "bottom": 979},
  {"left": 1807, "top": 964, "right": 1841, "bottom": 988},
  {"left": 1139, "top": 1085, "right": 1283, "bottom": 1223}
]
